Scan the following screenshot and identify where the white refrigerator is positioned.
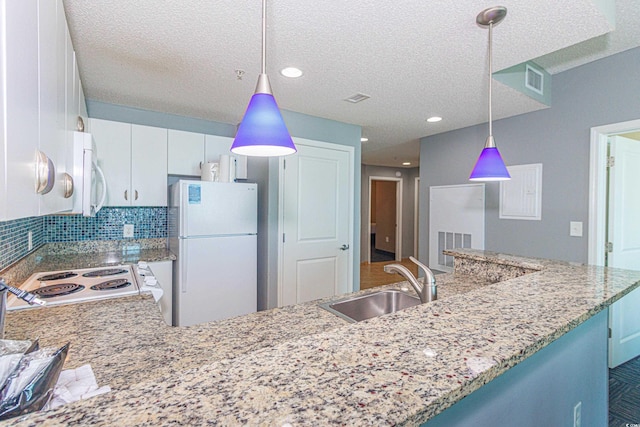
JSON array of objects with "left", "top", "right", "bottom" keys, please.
[{"left": 169, "top": 180, "right": 257, "bottom": 327}]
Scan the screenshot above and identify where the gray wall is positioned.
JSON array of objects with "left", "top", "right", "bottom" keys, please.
[
  {"left": 419, "top": 46, "right": 640, "bottom": 264},
  {"left": 423, "top": 310, "right": 608, "bottom": 427},
  {"left": 360, "top": 165, "right": 419, "bottom": 262}
]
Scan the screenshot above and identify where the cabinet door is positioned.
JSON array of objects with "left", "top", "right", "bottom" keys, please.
[
  {"left": 3, "top": 0, "right": 40, "bottom": 220},
  {"left": 90, "top": 118, "right": 131, "bottom": 206},
  {"left": 205, "top": 135, "right": 247, "bottom": 180},
  {"left": 57, "top": 0, "right": 68, "bottom": 196},
  {"left": 64, "top": 26, "right": 78, "bottom": 162},
  {"left": 78, "top": 80, "right": 88, "bottom": 125},
  {"left": 167, "top": 129, "right": 204, "bottom": 176},
  {"left": 147, "top": 260, "right": 173, "bottom": 326},
  {"left": 131, "top": 124, "right": 167, "bottom": 206},
  {"left": 37, "top": 0, "right": 63, "bottom": 215}
]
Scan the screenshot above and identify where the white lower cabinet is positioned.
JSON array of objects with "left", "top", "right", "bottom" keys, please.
[
  {"left": 90, "top": 118, "right": 168, "bottom": 207},
  {"left": 147, "top": 260, "right": 173, "bottom": 326}
]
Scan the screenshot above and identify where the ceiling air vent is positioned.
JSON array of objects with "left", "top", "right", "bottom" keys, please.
[
  {"left": 344, "top": 93, "right": 370, "bottom": 103},
  {"left": 525, "top": 64, "right": 544, "bottom": 95}
]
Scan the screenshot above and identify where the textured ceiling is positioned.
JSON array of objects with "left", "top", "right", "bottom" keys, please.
[{"left": 62, "top": 0, "right": 638, "bottom": 168}]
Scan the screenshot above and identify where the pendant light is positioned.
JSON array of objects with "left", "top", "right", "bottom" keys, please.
[
  {"left": 469, "top": 6, "right": 510, "bottom": 181},
  {"left": 230, "top": 0, "right": 296, "bottom": 157}
]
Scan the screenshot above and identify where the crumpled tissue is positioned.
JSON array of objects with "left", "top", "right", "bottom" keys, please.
[{"left": 45, "top": 364, "right": 110, "bottom": 410}]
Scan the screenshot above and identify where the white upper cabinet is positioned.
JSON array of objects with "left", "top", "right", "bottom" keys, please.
[
  {"left": 38, "top": 0, "right": 74, "bottom": 215},
  {"left": 204, "top": 135, "right": 232, "bottom": 163},
  {"left": 0, "top": 0, "right": 86, "bottom": 220},
  {"left": 167, "top": 129, "right": 205, "bottom": 176},
  {"left": 205, "top": 135, "right": 247, "bottom": 180},
  {"left": 91, "top": 119, "right": 167, "bottom": 207},
  {"left": 91, "top": 119, "right": 131, "bottom": 206},
  {"left": 0, "top": 0, "right": 41, "bottom": 220},
  {"left": 131, "top": 124, "right": 168, "bottom": 206}
]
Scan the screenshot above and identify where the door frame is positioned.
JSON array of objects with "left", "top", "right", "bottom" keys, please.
[
  {"left": 367, "top": 176, "right": 403, "bottom": 263},
  {"left": 414, "top": 177, "right": 420, "bottom": 259},
  {"left": 588, "top": 118, "right": 640, "bottom": 265},
  {"left": 276, "top": 137, "right": 355, "bottom": 307}
]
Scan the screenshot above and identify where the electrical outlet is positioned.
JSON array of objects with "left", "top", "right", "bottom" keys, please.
[
  {"left": 385, "top": 236, "right": 390, "bottom": 243},
  {"left": 123, "top": 224, "right": 134, "bottom": 238},
  {"left": 570, "top": 221, "right": 583, "bottom": 237},
  {"left": 28, "top": 231, "right": 33, "bottom": 251},
  {"left": 573, "top": 401, "right": 582, "bottom": 427}
]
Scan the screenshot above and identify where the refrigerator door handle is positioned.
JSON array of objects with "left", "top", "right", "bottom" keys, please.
[{"left": 181, "top": 242, "right": 188, "bottom": 293}]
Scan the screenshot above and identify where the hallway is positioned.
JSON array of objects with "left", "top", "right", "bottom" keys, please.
[{"left": 360, "top": 258, "right": 419, "bottom": 290}]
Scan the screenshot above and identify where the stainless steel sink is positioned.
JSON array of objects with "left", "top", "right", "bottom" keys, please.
[{"left": 319, "top": 290, "right": 420, "bottom": 323}]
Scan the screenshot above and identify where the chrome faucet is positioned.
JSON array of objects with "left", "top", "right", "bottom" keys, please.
[{"left": 383, "top": 256, "right": 437, "bottom": 303}]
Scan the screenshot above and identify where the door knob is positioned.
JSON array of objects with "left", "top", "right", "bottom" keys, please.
[{"left": 340, "top": 244, "right": 349, "bottom": 251}]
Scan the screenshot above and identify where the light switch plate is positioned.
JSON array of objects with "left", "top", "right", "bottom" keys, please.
[
  {"left": 570, "top": 221, "right": 583, "bottom": 237},
  {"left": 123, "top": 224, "right": 134, "bottom": 238}
]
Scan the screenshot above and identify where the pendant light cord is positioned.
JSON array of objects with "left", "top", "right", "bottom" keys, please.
[
  {"left": 488, "top": 21, "right": 493, "bottom": 138},
  {"left": 261, "top": 0, "right": 267, "bottom": 75}
]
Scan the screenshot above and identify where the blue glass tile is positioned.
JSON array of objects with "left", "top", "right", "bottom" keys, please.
[{"left": 1, "top": 207, "right": 167, "bottom": 270}]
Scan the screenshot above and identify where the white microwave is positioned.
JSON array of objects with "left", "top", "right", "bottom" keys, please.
[{"left": 69, "top": 132, "right": 106, "bottom": 216}]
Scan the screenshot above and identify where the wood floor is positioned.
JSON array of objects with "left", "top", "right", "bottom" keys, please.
[{"left": 360, "top": 258, "right": 419, "bottom": 290}]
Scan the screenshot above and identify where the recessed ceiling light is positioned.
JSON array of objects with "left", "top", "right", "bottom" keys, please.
[
  {"left": 361, "top": 137, "right": 369, "bottom": 142},
  {"left": 427, "top": 116, "right": 443, "bottom": 123},
  {"left": 280, "top": 67, "right": 303, "bottom": 78},
  {"left": 402, "top": 162, "right": 411, "bottom": 166}
]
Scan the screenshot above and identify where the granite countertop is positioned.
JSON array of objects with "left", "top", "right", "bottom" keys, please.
[{"left": 3, "top": 250, "right": 640, "bottom": 426}]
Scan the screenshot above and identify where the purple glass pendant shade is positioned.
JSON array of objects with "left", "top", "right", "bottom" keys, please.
[
  {"left": 469, "top": 143, "right": 510, "bottom": 181},
  {"left": 231, "top": 92, "right": 296, "bottom": 157},
  {"left": 230, "top": 0, "right": 296, "bottom": 157}
]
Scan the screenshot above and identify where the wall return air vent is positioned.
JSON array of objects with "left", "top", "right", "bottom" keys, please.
[{"left": 525, "top": 64, "right": 544, "bottom": 95}]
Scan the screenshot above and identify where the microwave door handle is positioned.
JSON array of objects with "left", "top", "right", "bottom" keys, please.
[{"left": 92, "top": 161, "right": 107, "bottom": 214}]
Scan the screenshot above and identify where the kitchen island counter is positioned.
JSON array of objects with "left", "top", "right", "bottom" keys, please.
[{"left": 3, "top": 250, "right": 640, "bottom": 426}]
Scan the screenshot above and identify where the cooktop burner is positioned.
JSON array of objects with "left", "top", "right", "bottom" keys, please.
[
  {"left": 38, "top": 271, "right": 78, "bottom": 281},
  {"left": 8, "top": 265, "right": 140, "bottom": 311},
  {"left": 90, "top": 279, "right": 131, "bottom": 291},
  {"left": 82, "top": 268, "right": 128, "bottom": 278},
  {"left": 31, "top": 283, "right": 86, "bottom": 298}
]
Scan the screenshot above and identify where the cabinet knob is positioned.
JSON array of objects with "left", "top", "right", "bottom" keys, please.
[
  {"left": 124, "top": 190, "right": 128, "bottom": 201},
  {"left": 135, "top": 190, "right": 139, "bottom": 201}
]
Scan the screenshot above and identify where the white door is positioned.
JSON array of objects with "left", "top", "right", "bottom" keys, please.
[
  {"left": 280, "top": 140, "right": 353, "bottom": 306},
  {"left": 429, "top": 184, "right": 485, "bottom": 272},
  {"left": 607, "top": 135, "right": 640, "bottom": 367}
]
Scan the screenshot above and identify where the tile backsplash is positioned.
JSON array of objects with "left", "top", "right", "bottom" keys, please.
[
  {"left": 0, "top": 207, "right": 167, "bottom": 271},
  {"left": 45, "top": 207, "right": 167, "bottom": 242},
  {"left": 0, "top": 216, "right": 45, "bottom": 272}
]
